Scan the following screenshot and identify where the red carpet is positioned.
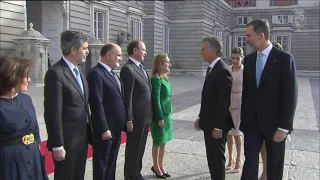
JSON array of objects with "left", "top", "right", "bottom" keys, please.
[
  {"left": 40, "top": 131, "right": 128, "bottom": 174},
  {"left": 41, "top": 129, "right": 151, "bottom": 175}
]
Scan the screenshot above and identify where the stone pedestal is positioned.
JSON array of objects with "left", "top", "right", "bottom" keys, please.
[
  {"left": 82, "top": 35, "right": 104, "bottom": 75},
  {"left": 13, "top": 23, "right": 50, "bottom": 87}
]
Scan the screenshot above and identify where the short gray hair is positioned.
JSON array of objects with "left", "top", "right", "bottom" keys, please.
[
  {"left": 60, "top": 30, "right": 89, "bottom": 56},
  {"left": 202, "top": 36, "right": 223, "bottom": 57}
]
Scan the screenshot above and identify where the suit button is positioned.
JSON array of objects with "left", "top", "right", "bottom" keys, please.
[
  {"left": 25, "top": 118, "right": 30, "bottom": 123},
  {"left": 27, "top": 161, "right": 30, "bottom": 165}
]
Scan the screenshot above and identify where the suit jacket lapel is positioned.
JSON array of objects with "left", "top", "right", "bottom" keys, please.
[
  {"left": 259, "top": 48, "right": 276, "bottom": 88},
  {"left": 60, "top": 59, "right": 85, "bottom": 101},
  {"left": 129, "top": 60, "right": 150, "bottom": 86},
  {"left": 97, "top": 63, "right": 122, "bottom": 95},
  {"left": 204, "top": 60, "right": 222, "bottom": 86},
  {"left": 252, "top": 53, "right": 259, "bottom": 89},
  {"left": 117, "top": 73, "right": 124, "bottom": 98},
  {"left": 79, "top": 67, "right": 89, "bottom": 102}
]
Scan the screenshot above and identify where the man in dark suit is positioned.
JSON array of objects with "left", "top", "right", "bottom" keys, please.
[
  {"left": 120, "top": 40, "right": 153, "bottom": 180},
  {"left": 194, "top": 36, "right": 233, "bottom": 180},
  {"left": 87, "top": 43, "right": 126, "bottom": 180},
  {"left": 44, "top": 30, "right": 91, "bottom": 180},
  {"left": 240, "top": 19, "right": 298, "bottom": 180}
]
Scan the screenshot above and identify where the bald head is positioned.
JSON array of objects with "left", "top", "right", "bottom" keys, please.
[
  {"left": 100, "top": 43, "right": 122, "bottom": 69},
  {"left": 100, "top": 43, "right": 120, "bottom": 57}
]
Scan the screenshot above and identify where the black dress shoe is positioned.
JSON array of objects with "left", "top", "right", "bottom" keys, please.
[
  {"left": 151, "top": 167, "right": 167, "bottom": 179},
  {"left": 163, "top": 172, "right": 171, "bottom": 178}
]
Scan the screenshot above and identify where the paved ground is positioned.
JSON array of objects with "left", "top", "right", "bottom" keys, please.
[{"left": 26, "top": 76, "right": 320, "bottom": 180}]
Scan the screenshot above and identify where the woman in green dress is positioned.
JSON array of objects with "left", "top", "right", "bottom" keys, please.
[{"left": 150, "top": 53, "right": 173, "bottom": 179}]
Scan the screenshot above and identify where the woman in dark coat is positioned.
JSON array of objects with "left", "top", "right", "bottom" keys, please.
[{"left": 0, "top": 57, "right": 48, "bottom": 180}]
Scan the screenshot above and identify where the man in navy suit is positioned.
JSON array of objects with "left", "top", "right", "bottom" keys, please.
[
  {"left": 87, "top": 43, "right": 126, "bottom": 180},
  {"left": 240, "top": 19, "right": 298, "bottom": 180}
]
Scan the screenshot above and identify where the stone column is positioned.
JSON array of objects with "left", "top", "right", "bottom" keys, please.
[
  {"left": 13, "top": 23, "right": 50, "bottom": 87},
  {"left": 82, "top": 35, "right": 104, "bottom": 75}
]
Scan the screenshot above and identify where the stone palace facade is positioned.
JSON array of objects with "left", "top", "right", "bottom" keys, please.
[{"left": 0, "top": 0, "right": 319, "bottom": 79}]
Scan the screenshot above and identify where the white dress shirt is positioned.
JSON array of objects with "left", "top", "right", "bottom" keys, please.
[
  {"left": 129, "top": 57, "right": 148, "bottom": 78},
  {"left": 63, "top": 56, "right": 77, "bottom": 77},
  {"left": 257, "top": 43, "right": 273, "bottom": 70},
  {"left": 207, "top": 57, "right": 221, "bottom": 74},
  {"left": 99, "top": 61, "right": 121, "bottom": 91}
]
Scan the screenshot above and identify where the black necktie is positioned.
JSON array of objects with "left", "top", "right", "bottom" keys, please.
[{"left": 206, "top": 67, "right": 211, "bottom": 76}]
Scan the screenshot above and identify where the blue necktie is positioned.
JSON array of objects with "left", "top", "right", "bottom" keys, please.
[
  {"left": 256, "top": 53, "right": 264, "bottom": 87},
  {"left": 139, "top": 64, "right": 145, "bottom": 72},
  {"left": 73, "top": 67, "right": 84, "bottom": 93},
  {"left": 139, "top": 64, "right": 147, "bottom": 78},
  {"left": 74, "top": 67, "right": 88, "bottom": 123}
]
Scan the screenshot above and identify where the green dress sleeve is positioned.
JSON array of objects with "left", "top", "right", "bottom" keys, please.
[{"left": 151, "top": 75, "right": 164, "bottom": 121}]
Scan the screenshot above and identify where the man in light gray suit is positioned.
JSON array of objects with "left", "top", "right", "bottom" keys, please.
[{"left": 120, "top": 40, "right": 153, "bottom": 180}]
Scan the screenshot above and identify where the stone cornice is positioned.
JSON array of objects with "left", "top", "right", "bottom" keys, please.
[
  {"left": 110, "top": 6, "right": 126, "bottom": 13},
  {"left": 93, "top": 1, "right": 112, "bottom": 7},
  {"left": 169, "top": 19, "right": 231, "bottom": 31},
  {"left": 127, "top": 7, "right": 146, "bottom": 16},
  {"left": 143, "top": 15, "right": 170, "bottom": 22}
]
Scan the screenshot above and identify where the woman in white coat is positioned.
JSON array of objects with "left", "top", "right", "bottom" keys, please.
[{"left": 226, "top": 47, "right": 244, "bottom": 173}]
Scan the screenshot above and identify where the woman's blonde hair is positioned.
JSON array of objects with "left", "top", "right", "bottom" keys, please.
[{"left": 151, "top": 53, "right": 169, "bottom": 78}]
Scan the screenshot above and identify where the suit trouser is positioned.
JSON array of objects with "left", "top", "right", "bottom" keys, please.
[
  {"left": 204, "top": 130, "right": 228, "bottom": 180},
  {"left": 124, "top": 125, "right": 149, "bottom": 180},
  {"left": 92, "top": 132, "right": 122, "bottom": 180},
  {"left": 53, "top": 140, "right": 88, "bottom": 180},
  {"left": 241, "top": 120, "right": 286, "bottom": 180}
]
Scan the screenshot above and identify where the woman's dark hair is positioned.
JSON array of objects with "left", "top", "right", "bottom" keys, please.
[
  {"left": 0, "top": 57, "right": 32, "bottom": 96},
  {"left": 272, "top": 41, "right": 283, "bottom": 50}
]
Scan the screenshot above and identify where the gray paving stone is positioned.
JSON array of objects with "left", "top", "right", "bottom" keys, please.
[
  {"left": 166, "top": 139, "right": 206, "bottom": 157},
  {"left": 171, "top": 104, "right": 201, "bottom": 121},
  {"left": 188, "top": 131, "right": 205, "bottom": 142},
  {"left": 171, "top": 89, "right": 202, "bottom": 113},
  {"left": 290, "top": 129, "right": 320, "bottom": 152},
  {"left": 310, "top": 78, "right": 319, "bottom": 127},
  {"left": 290, "top": 150, "right": 320, "bottom": 169},
  {"left": 288, "top": 166, "right": 320, "bottom": 180},
  {"left": 172, "top": 120, "right": 194, "bottom": 132},
  {"left": 168, "top": 76, "right": 205, "bottom": 96}
]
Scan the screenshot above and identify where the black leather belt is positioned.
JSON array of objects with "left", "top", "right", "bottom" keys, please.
[{"left": 0, "top": 133, "right": 35, "bottom": 146}]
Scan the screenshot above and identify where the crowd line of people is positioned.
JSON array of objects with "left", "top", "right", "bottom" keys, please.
[{"left": 0, "top": 18, "right": 298, "bottom": 180}]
